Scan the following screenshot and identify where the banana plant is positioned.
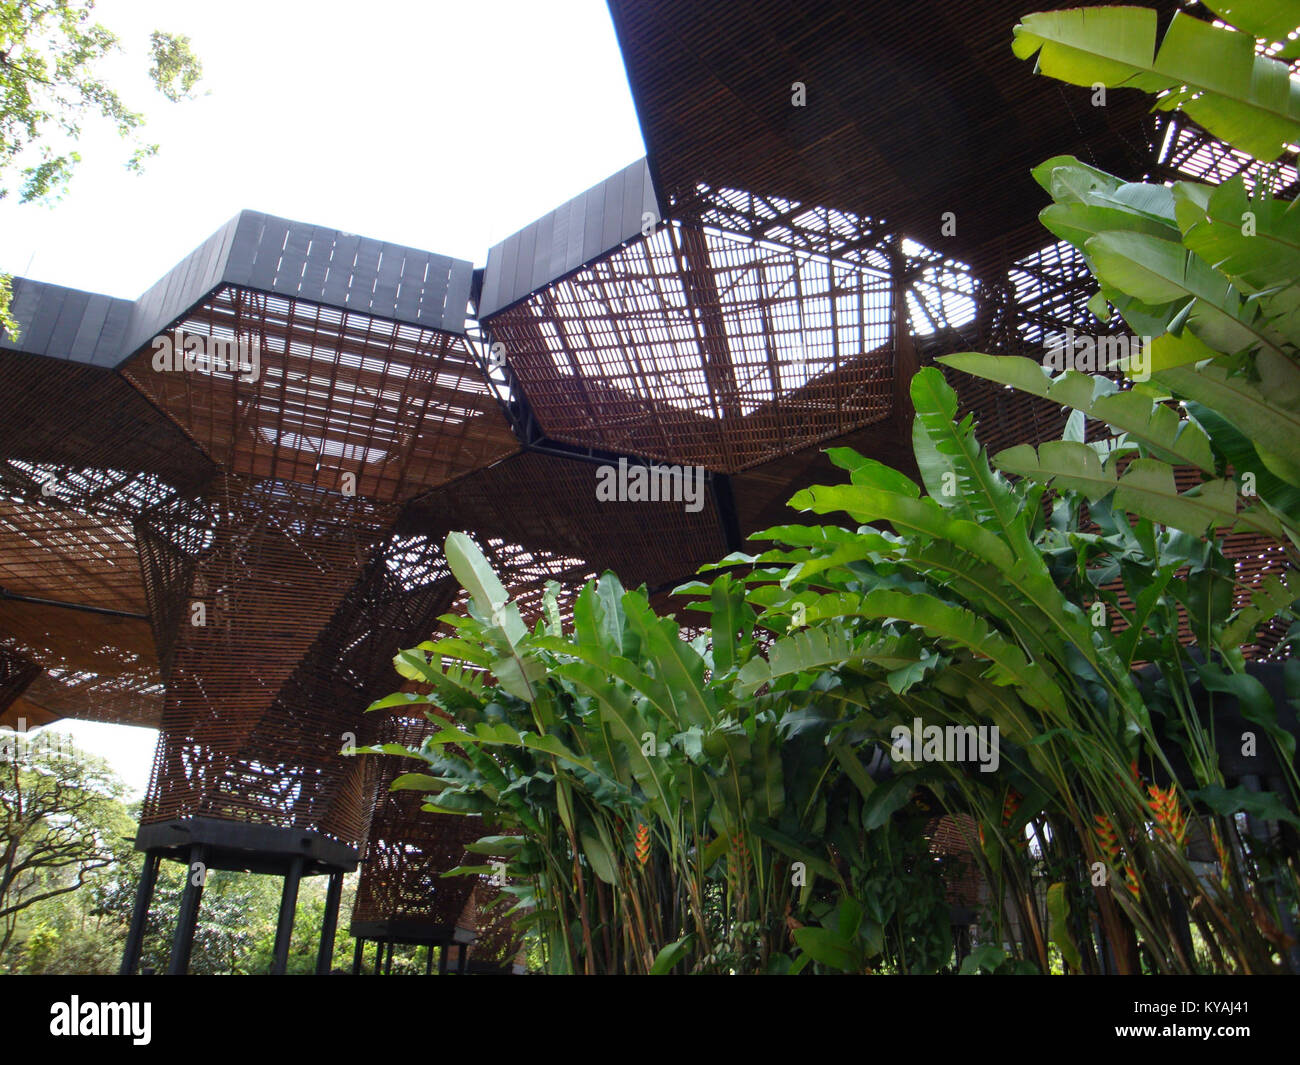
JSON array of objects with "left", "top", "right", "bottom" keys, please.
[
  {"left": 722, "top": 366, "right": 1296, "bottom": 972},
  {"left": 966, "top": 5, "right": 1300, "bottom": 557},
  {"left": 935, "top": 1, "right": 1300, "bottom": 807},
  {"left": 1013, "top": 5, "right": 1300, "bottom": 161}
]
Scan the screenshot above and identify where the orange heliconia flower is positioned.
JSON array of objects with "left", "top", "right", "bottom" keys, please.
[
  {"left": 729, "top": 833, "right": 751, "bottom": 880},
  {"left": 1123, "top": 862, "right": 1142, "bottom": 901},
  {"left": 635, "top": 823, "right": 650, "bottom": 867},
  {"left": 1147, "top": 783, "right": 1187, "bottom": 848},
  {"left": 1002, "top": 788, "right": 1027, "bottom": 850},
  {"left": 1093, "top": 813, "right": 1121, "bottom": 864},
  {"left": 1114, "top": 760, "right": 1141, "bottom": 788},
  {"left": 1210, "top": 822, "right": 1232, "bottom": 889},
  {"left": 1210, "top": 822, "right": 1230, "bottom": 867},
  {"left": 1001, "top": 788, "right": 1023, "bottom": 825}
]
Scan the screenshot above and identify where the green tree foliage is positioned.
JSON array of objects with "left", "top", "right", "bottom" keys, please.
[
  {"left": 8, "top": 827, "right": 375, "bottom": 975},
  {"left": 949, "top": 6, "right": 1300, "bottom": 565},
  {"left": 0, "top": 0, "right": 203, "bottom": 336},
  {"left": 0, "top": 738, "right": 374, "bottom": 974},
  {"left": 0, "top": 730, "right": 133, "bottom": 957}
]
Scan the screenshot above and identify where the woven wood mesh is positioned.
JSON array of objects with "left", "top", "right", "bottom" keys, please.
[
  {"left": 927, "top": 814, "right": 984, "bottom": 911},
  {"left": 0, "top": 645, "right": 41, "bottom": 717},
  {"left": 106, "top": 278, "right": 524, "bottom": 841},
  {"left": 0, "top": 351, "right": 212, "bottom": 727},
  {"left": 403, "top": 449, "right": 728, "bottom": 592},
  {"left": 351, "top": 713, "right": 487, "bottom": 928},
  {"left": 484, "top": 190, "right": 894, "bottom": 473},
  {"left": 137, "top": 475, "right": 401, "bottom": 838},
  {"left": 607, "top": 0, "right": 1171, "bottom": 268},
  {"left": 122, "top": 285, "right": 519, "bottom": 500},
  {"left": 459, "top": 882, "right": 526, "bottom": 970}
]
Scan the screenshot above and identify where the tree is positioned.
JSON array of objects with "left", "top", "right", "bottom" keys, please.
[
  {"left": 0, "top": 0, "right": 203, "bottom": 336},
  {"left": 0, "top": 731, "right": 133, "bottom": 956}
]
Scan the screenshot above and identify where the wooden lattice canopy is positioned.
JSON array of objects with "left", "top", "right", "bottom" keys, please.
[{"left": 1, "top": 0, "right": 1293, "bottom": 954}]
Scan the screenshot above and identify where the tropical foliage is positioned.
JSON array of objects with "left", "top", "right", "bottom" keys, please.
[
  {"left": 373, "top": 354, "right": 1297, "bottom": 973},
  {"left": 363, "top": 534, "right": 952, "bottom": 974},
  {"left": 372, "top": 3, "right": 1300, "bottom": 975}
]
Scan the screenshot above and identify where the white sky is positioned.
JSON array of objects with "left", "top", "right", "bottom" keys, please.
[
  {"left": 0, "top": 0, "right": 645, "bottom": 292},
  {"left": 2, "top": 0, "right": 645, "bottom": 797}
]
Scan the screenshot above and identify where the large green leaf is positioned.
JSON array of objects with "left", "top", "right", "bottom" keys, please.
[
  {"left": 622, "top": 592, "right": 715, "bottom": 729},
  {"left": 940, "top": 353, "right": 1215, "bottom": 472},
  {"left": 709, "top": 575, "right": 753, "bottom": 677},
  {"left": 861, "top": 773, "right": 916, "bottom": 830},
  {"left": 420, "top": 721, "right": 598, "bottom": 773},
  {"left": 826, "top": 446, "right": 921, "bottom": 495},
  {"left": 1175, "top": 178, "right": 1300, "bottom": 310},
  {"left": 789, "top": 477, "right": 1101, "bottom": 678},
  {"left": 1222, "top": 570, "right": 1300, "bottom": 648},
  {"left": 648, "top": 934, "right": 696, "bottom": 975},
  {"left": 1194, "top": 783, "right": 1300, "bottom": 828},
  {"left": 1188, "top": 400, "right": 1300, "bottom": 525},
  {"left": 1085, "top": 231, "right": 1278, "bottom": 357},
  {"left": 534, "top": 634, "right": 688, "bottom": 732},
  {"left": 388, "top": 772, "right": 448, "bottom": 793},
  {"left": 995, "top": 442, "right": 1257, "bottom": 536},
  {"left": 1013, "top": 9, "right": 1300, "bottom": 160},
  {"left": 1196, "top": 661, "right": 1298, "bottom": 764},
  {"left": 445, "top": 531, "right": 540, "bottom": 702},
  {"left": 1031, "top": 155, "right": 1180, "bottom": 253},
  {"left": 1149, "top": 323, "right": 1224, "bottom": 372},
  {"left": 910, "top": 368, "right": 1034, "bottom": 558},
  {"left": 445, "top": 532, "right": 527, "bottom": 645},
  {"left": 792, "top": 926, "right": 859, "bottom": 972},
  {"left": 553, "top": 660, "right": 675, "bottom": 819},
  {"left": 736, "top": 625, "right": 868, "bottom": 694},
  {"left": 1040, "top": 201, "right": 1180, "bottom": 252},
  {"left": 790, "top": 483, "right": 1016, "bottom": 571},
  {"left": 805, "top": 588, "right": 1069, "bottom": 719},
  {"left": 579, "top": 827, "right": 618, "bottom": 885},
  {"left": 1201, "top": 2, "right": 1300, "bottom": 53},
  {"left": 1156, "top": 360, "right": 1300, "bottom": 488},
  {"left": 1047, "top": 882, "right": 1084, "bottom": 972}
]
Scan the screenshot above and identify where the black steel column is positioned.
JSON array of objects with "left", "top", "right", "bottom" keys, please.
[
  {"left": 457, "top": 941, "right": 470, "bottom": 974},
  {"left": 270, "top": 854, "right": 305, "bottom": 975},
  {"left": 314, "top": 871, "right": 343, "bottom": 974},
  {"left": 438, "top": 942, "right": 449, "bottom": 975},
  {"left": 374, "top": 939, "right": 384, "bottom": 975},
  {"left": 352, "top": 937, "right": 365, "bottom": 975},
  {"left": 167, "top": 844, "right": 207, "bottom": 975},
  {"left": 384, "top": 939, "right": 394, "bottom": 974},
  {"left": 119, "top": 850, "right": 161, "bottom": 975},
  {"left": 425, "top": 944, "right": 434, "bottom": 975}
]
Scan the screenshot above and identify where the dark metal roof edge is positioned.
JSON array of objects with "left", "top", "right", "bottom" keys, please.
[
  {"left": 478, "top": 157, "right": 660, "bottom": 318},
  {"left": 6, "top": 210, "right": 480, "bottom": 368}
]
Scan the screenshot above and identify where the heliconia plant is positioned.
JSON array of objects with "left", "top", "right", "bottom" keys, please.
[
  {"left": 368, "top": 358, "right": 1297, "bottom": 973},
  {"left": 361, "top": 531, "right": 953, "bottom": 974},
  {"left": 718, "top": 364, "right": 1298, "bottom": 973}
]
